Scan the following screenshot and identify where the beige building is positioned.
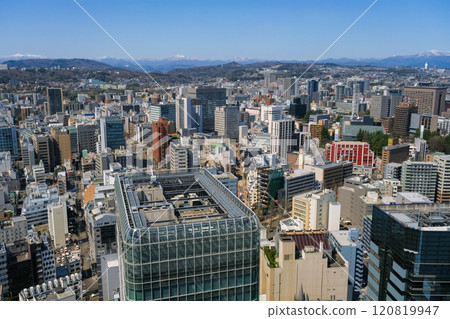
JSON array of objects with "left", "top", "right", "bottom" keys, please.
[
  {"left": 260, "top": 232, "right": 348, "bottom": 301},
  {"left": 291, "top": 189, "right": 337, "bottom": 230},
  {"left": 403, "top": 86, "right": 446, "bottom": 115}
]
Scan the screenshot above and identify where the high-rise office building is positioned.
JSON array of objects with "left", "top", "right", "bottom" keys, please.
[
  {"left": 100, "top": 117, "right": 125, "bottom": 152},
  {"left": 434, "top": 155, "right": 450, "bottom": 203},
  {"left": 367, "top": 204, "right": 450, "bottom": 301},
  {"left": 46, "top": 88, "right": 63, "bottom": 115},
  {"left": 150, "top": 103, "right": 176, "bottom": 124},
  {"left": 263, "top": 70, "right": 277, "bottom": 89},
  {"left": 152, "top": 117, "right": 170, "bottom": 167},
  {"left": 403, "top": 86, "right": 447, "bottom": 115},
  {"left": 77, "top": 123, "right": 99, "bottom": 154},
  {"left": 282, "top": 77, "right": 296, "bottom": 100},
  {"left": 32, "top": 133, "right": 55, "bottom": 173},
  {"left": 188, "top": 87, "right": 227, "bottom": 132},
  {"left": 115, "top": 168, "right": 260, "bottom": 300},
  {"left": 50, "top": 127, "right": 72, "bottom": 165},
  {"left": 394, "top": 102, "right": 416, "bottom": 137},
  {"left": 215, "top": 105, "right": 239, "bottom": 140},
  {"left": 401, "top": 161, "right": 437, "bottom": 202},
  {"left": 370, "top": 95, "right": 391, "bottom": 119},
  {"left": 335, "top": 83, "right": 346, "bottom": 102},
  {"left": 0, "top": 120, "right": 18, "bottom": 156},
  {"left": 175, "top": 97, "right": 202, "bottom": 134}
]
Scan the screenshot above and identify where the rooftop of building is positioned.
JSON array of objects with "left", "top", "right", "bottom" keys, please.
[
  {"left": 383, "top": 143, "right": 410, "bottom": 151},
  {"left": 378, "top": 203, "right": 450, "bottom": 231},
  {"left": 117, "top": 168, "right": 255, "bottom": 229}
]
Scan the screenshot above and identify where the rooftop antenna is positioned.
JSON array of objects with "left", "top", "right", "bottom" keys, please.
[{"left": 351, "top": 83, "right": 359, "bottom": 121}]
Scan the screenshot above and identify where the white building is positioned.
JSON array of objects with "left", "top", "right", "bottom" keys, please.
[
  {"left": 0, "top": 215, "right": 27, "bottom": 245},
  {"left": 22, "top": 183, "right": 59, "bottom": 226},
  {"left": 329, "top": 228, "right": 364, "bottom": 300},
  {"left": 19, "top": 274, "right": 81, "bottom": 301},
  {"left": 48, "top": 200, "right": 68, "bottom": 249},
  {"left": 270, "top": 117, "right": 294, "bottom": 161}
]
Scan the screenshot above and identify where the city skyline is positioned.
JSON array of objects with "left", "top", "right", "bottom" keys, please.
[{"left": 1, "top": 0, "right": 449, "bottom": 61}]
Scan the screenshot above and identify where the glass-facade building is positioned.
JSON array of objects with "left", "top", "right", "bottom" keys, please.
[
  {"left": 0, "top": 121, "right": 18, "bottom": 156},
  {"left": 115, "top": 168, "right": 260, "bottom": 301},
  {"left": 367, "top": 204, "right": 450, "bottom": 301},
  {"left": 100, "top": 117, "right": 125, "bottom": 151}
]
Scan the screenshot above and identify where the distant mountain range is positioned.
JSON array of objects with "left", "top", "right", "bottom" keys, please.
[
  {"left": 1, "top": 50, "right": 449, "bottom": 71},
  {"left": 0, "top": 58, "right": 113, "bottom": 70},
  {"left": 95, "top": 50, "right": 450, "bottom": 70}
]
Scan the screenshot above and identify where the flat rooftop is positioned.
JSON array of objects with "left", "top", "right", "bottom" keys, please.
[
  {"left": 118, "top": 169, "right": 254, "bottom": 229},
  {"left": 378, "top": 203, "right": 450, "bottom": 231}
]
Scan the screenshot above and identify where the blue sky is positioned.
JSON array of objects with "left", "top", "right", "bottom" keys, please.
[{"left": 1, "top": 0, "right": 449, "bottom": 60}]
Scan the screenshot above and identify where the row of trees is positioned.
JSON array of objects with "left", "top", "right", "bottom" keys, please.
[
  {"left": 414, "top": 130, "right": 450, "bottom": 154},
  {"left": 355, "top": 129, "right": 390, "bottom": 155}
]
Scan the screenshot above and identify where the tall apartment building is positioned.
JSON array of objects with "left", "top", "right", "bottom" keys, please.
[
  {"left": 187, "top": 87, "right": 227, "bottom": 132},
  {"left": 403, "top": 86, "right": 447, "bottom": 115},
  {"left": 77, "top": 123, "right": 99, "bottom": 153},
  {"left": 0, "top": 120, "right": 18, "bottom": 156},
  {"left": 434, "top": 155, "right": 450, "bottom": 203},
  {"left": 401, "top": 161, "right": 437, "bottom": 202},
  {"left": 326, "top": 141, "right": 374, "bottom": 167},
  {"left": 367, "top": 204, "right": 450, "bottom": 301},
  {"left": 291, "top": 189, "right": 337, "bottom": 230},
  {"left": 270, "top": 118, "right": 294, "bottom": 161},
  {"left": 380, "top": 144, "right": 410, "bottom": 175},
  {"left": 46, "top": 88, "right": 63, "bottom": 115},
  {"left": 32, "top": 133, "right": 55, "bottom": 173},
  {"left": 260, "top": 231, "right": 348, "bottom": 301},
  {"left": 214, "top": 105, "right": 239, "bottom": 139},
  {"left": 100, "top": 117, "right": 125, "bottom": 152},
  {"left": 115, "top": 168, "right": 260, "bottom": 300}
]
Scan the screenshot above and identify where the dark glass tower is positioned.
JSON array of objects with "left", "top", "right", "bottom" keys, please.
[
  {"left": 47, "top": 88, "right": 63, "bottom": 115},
  {"left": 367, "top": 204, "right": 450, "bottom": 301},
  {"left": 100, "top": 117, "right": 125, "bottom": 151},
  {"left": 115, "top": 168, "right": 260, "bottom": 301}
]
